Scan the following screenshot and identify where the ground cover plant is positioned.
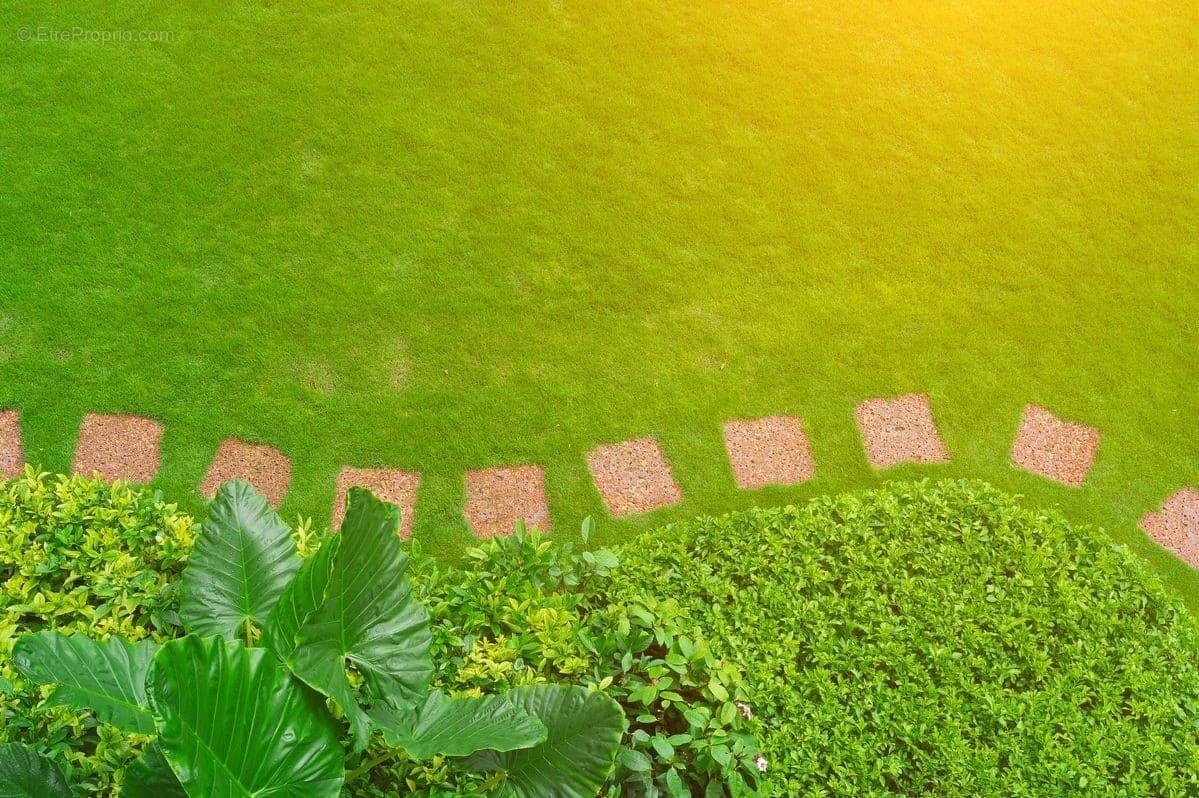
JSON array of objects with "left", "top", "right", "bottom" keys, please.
[
  {"left": 1, "top": 0, "right": 1195, "bottom": 608},
  {"left": 0, "top": 471, "right": 761, "bottom": 796},
  {"left": 0, "top": 469, "right": 193, "bottom": 795},
  {"left": 605, "top": 480, "right": 1199, "bottom": 796},
  {"left": 4, "top": 481, "right": 627, "bottom": 796},
  {"left": 380, "top": 524, "right": 766, "bottom": 796}
]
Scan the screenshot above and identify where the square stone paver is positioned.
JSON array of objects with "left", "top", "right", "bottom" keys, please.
[
  {"left": 1140, "top": 487, "right": 1199, "bottom": 569},
  {"left": 464, "top": 465, "right": 550, "bottom": 539},
  {"left": 1010, "top": 404, "right": 1100, "bottom": 487},
  {"left": 201, "top": 439, "right": 292, "bottom": 507},
  {"left": 1, "top": 410, "right": 22, "bottom": 478},
  {"left": 724, "top": 416, "right": 815, "bottom": 490},
  {"left": 333, "top": 466, "right": 421, "bottom": 538},
  {"left": 72, "top": 413, "right": 163, "bottom": 483},
  {"left": 855, "top": 393, "right": 949, "bottom": 469},
  {"left": 587, "top": 437, "right": 681, "bottom": 517}
]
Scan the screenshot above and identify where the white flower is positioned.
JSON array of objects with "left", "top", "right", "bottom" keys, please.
[
  {"left": 755, "top": 755, "right": 768, "bottom": 772},
  {"left": 735, "top": 701, "right": 753, "bottom": 720}
]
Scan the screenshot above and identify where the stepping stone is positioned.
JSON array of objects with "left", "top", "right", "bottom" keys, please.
[
  {"left": 587, "top": 437, "right": 681, "bottom": 517},
  {"left": 1140, "top": 488, "right": 1199, "bottom": 569},
  {"left": 333, "top": 466, "right": 420, "bottom": 538},
  {"left": 1010, "top": 404, "right": 1100, "bottom": 487},
  {"left": 0, "top": 410, "right": 22, "bottom": 478},
  {"left": 202, "top": 439, "right": 291, "bottom": 507},
  {"left": 855, "top": 393, "right": 949, "bottom": 469},
  {"left": 464, "top": 465, "right": 550, "bottom": 539},
  {"left": 72, "top": 413, "right": 163, "bottom": 483},
  {"left": 724, "top": 416, "right": 814, "bottom": 490}
]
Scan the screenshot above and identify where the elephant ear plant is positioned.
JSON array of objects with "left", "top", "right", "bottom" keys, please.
[{"left": 3, "top": 481, "right": 625, "bottom": 797}]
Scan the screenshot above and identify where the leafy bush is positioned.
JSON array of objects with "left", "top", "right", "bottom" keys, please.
[
  {"left": 8, "top": 481, "right": 625, "bottom": 797},
  {"left": 359, "top": 525, "right": 764, "bottom": 796},
  {"left": 606, "top": 479, "right": 1199, "bottom": 797},
  {"left": 0, "top": 468, "right": 194, "bottom": 795}
]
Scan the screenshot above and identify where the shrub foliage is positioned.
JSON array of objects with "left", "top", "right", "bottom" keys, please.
[
  {"left": 606, "top": 479, "right": 1199, "bottom": 797},
  {"left": 0, "top": 468, "right": 194, "bottom": 795},
  {"left": 8, "top": 481, "right": 628, "bottom": 797},
  {"left": 357, "top": 525, "right": 765, "bottom": 796}
]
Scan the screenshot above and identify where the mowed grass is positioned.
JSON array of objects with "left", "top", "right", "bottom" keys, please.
[{"left": 1, "top": 2, "right": 1196, "bottom": 604}]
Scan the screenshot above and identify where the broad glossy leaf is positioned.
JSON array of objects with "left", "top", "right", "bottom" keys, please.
[
  {"left": 368, "top": 690, "right": 546, "bottom": 759},
  {"left": 147, "top": 635, "right": 343, "bottom": 798},
  {"left": 181, "top": 480, "right": 300, "bottom": 640},
  {"left": 0, "top": 743, "right": 71, "bottom": 798},
  {"left": 289, "top": 488, "right": 432, "bottom": 749},
  {"left": 463, "top": 685, "right": 624, "bottom": 798},
  {"left": 262, "top": 533, "right": 341, "bottom": 660},
  {"left": 121, "top": 745, "right": 186, "bottom": 798},
  {"left": 13, "top": 632, "right": 156, "bottom": 734}
]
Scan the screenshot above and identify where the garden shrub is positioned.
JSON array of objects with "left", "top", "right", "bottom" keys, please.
[
  {"left": 605, "top": 479, "right": 1199, "bottom": 797},
  {"left": 9, "top": 481, "right": 626, "bottom": 798},
  {"left": 351, "top": 525, "right": 764, "bottom": 796},
  {"left": 0, "top": 468, "right": 194, "bottom": 795}
]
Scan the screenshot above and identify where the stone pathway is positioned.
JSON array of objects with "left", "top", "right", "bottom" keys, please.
[
  {"left": 724, "top": 416, "right": 814, "bottom": 489},
  {"left": 587, "top": 437, "right": 681, "bottom": 517},
  {"left": 0, "top": 407, "right": 21, "bottom": 474},
  {"left": 1141, "top": 488, "right": 1199, "bottom": 569},
  {"left": 202, "top": 439, "right": 292, "bottom": 508},
  {"left": 464, "top": 465, "right": 550, "bottom": 538},
  {"left": 1011, "top": 404, "right": 1100, "bottom": 487},
  {"left": 333, "top": 466, "right": 420, "bottom": 538},
  {"left": 2, "top": 399, "right": 1195, "bottom": 571},
  {"left": 0, "top": 410, "right": 22, "bottom": 478},
  {"left": 72, "top": 413, "right": 163, "bottom": 483},
  {"left": 855, "top": 393, "right": 949, "bottom": 469}
]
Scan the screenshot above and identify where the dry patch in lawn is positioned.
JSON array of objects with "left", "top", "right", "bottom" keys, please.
[
  {"left": 855, "top": 394, "right": 949, "bottom": 469},
  {"left": 0, "top": 410, "right": 22, "bottom": 478},
  {"left": 723, "top": 416, "right": 814, "bottom": 489},
  {"left": 587, "top": 437, "right": 681, "bottom": 517},
  {"left": 1141, "top": 487, "right": 1199, "bottom": 569},
  {"left": 72, "top": 413, "right": 163, "bottom": 483},
  {"left": 333, "top": 466, "right": 421, "bottom": 538},
  {"left": 1010, "top": 404, "right": 1100, "bottom": 487},
  {"left": 202, "top": 439, "right": 292, "bottom": 507},
  {"left": 464, "top": 465, "right": 550, "bottom": 539}
]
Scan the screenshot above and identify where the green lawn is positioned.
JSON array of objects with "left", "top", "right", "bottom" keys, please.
[{"left": 1, "top": 2, "right": 1195, "bottom": 605}]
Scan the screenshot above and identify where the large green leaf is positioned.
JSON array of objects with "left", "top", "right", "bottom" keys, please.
[
  {"left": 289, "top": 488, "right": 432, "bottom": 749},
  {"left": 180, "top": 480, "right": 300, "bottom": 641},
  {"left": 368, "top": 690, "right": 547, "bottom": 759},
  {"left": 13, "top": 632, "right": 157, "bottom": 734},
  {"left": 146, "top": 635, "right": 344, "bottom": 798},
  {"left": 0, "top": 743, "right": 71, "bottom": 798},
  {"left": 121, "top": 745, "right": 187, "bottom": 798},
  {"left": 262, "top": 533, "right": 341, "bottom": 660},
  {"left": 462, "top": 685, "right": 624, "bottom": 798}
]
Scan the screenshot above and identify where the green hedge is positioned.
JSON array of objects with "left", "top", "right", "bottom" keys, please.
[
  {"left": 0, "top": 468, "right": 194, "bottom": 795},
  {"left": 351, "top": 527, "right": 764, "bottom": 795},
  {"left": 605, "top": 480, "right": 1199, "bottom": 797}
]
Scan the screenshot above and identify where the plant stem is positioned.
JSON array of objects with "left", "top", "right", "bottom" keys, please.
[{"left": 345, "top": 751, "right": 395, "bottom": 783}]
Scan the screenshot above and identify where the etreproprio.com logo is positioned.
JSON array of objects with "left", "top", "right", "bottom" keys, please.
[{"left": 17, "top": 26, "right": 175, "bottom": 43}]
